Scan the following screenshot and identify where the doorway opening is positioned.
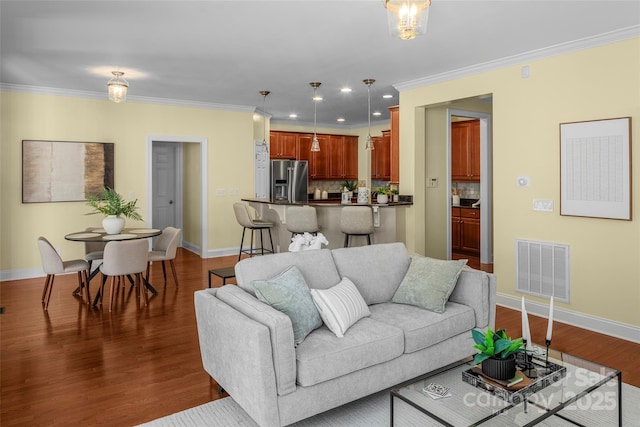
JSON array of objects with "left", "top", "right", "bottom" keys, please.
[
  {"left": 146, "top": 135, "right": 208, "bottom": 258},
  {"left": 447, "top": 109, "right": 493, "bottom": 271}
]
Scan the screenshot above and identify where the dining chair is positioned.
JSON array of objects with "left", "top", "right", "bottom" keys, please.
[
  {"left": 37, "top": 236, "right": 90, "bottom": 310},
  {"left": 84, "top": 227, "right": 106, "bottom": 273},
  {"left": 99, "top": 239, "right": 149, "bottom": 312},
  {"left": 146, "top": 226, "right": 181, "bottom": 287}
]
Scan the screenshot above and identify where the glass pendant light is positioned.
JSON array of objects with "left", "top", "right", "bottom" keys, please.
[
  {"left": 107, "top": 71, "right": 128, "bottom": 103},
  {"left": 384, "top": 0, "right": 431, "bottom": 41},
  {"left": 310, "top": 82, "right": 321, "bottom": 152},
  {"left": 259, "top": 90, "right": 270, "bottom": 147},
  {"left": 363, "top": 79, "right": 375, "bottom": 150}
]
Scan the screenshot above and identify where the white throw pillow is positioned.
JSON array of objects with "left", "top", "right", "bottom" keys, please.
[{"left": 310, "top": 277, "right": 370, "bottom": 338}]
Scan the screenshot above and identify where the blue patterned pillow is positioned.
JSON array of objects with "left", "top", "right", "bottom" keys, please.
[
  {"left": 392, "top": 256, "right": 467, "bottom": 313},
  {"left": 252, "top": 266, "right": 322, "bottom": 345}
]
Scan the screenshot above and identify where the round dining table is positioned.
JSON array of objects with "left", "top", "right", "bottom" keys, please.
[{"left": 65, "top": 227, "right": 163, "bottom": 304}]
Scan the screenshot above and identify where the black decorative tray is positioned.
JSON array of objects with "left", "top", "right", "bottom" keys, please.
[{"left": 462, "top": 355, "right": 567, "bottom": 404}]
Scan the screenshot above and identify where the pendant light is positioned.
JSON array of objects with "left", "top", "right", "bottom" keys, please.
[
  {"left": 363, "top": 79, "right": 375, "bottom": 150},
  {"left": 310, "top": 82, "right": 321, "bottom": 152},
  {"left": 259, "top": 90, "right": 270, "bottom": 147},
  {"left": 383, "top": 0, "right": 431, "bottom": 41},
  {"left": 107, "top": 71, "right": 128, "bottom": 103}
]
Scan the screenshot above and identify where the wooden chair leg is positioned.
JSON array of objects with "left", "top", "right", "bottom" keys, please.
[
  {"left": 139, "top": 273, "right": 149, "bottom": 306},
  {"left": 109, "top": 276, "right": 117, "bottom": 312},
  {"left": 161, "top": 261, "right": 167, "bottom": 283},
  {"left": 99, "top": 274, "right": 107, "bottom": 306},
  {"left": 169, "top": 260, "right": 179, "bottom": 287},
  {"left": 43, "top": 274, "right": 55, "bottom": 310},
  {"left": 41, "top": 274, "right": 53, "bottom": 303}
]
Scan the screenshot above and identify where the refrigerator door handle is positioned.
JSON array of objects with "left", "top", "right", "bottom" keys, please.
[{"left": 287, "top": 167, "right": 294, "bottom": 202}]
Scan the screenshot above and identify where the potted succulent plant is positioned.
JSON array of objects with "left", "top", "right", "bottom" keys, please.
[
  {"left": 86, "top": 187, "right": 143, "bottom": 234},
  {"left": 472, "top": 327, "right": 524, "bottom": 380},
  {"left": 373, "top": 185, "right": 393, "bottom": 204}
]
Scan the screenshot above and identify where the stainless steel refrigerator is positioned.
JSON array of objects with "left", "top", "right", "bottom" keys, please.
[{"left": 271, "top": 160, "right": 308, "bottom": 203}]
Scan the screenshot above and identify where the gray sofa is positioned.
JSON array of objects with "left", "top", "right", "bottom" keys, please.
[{"left": 194, "top": 242, "right": 496, "bottom": 427}]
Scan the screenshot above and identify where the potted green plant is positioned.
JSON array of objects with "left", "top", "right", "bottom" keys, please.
[
  {"left": 86, "top": 187, "right": 143, "bottom": 234},
  {"left": 341, "top": 180, "right": 358, "bottom": 192},
  {"left": 373, "top": 185, "right": 392, "bottom": 204},
  {"left": 471, "top": 327, "right": 524, "bottom": 380}
]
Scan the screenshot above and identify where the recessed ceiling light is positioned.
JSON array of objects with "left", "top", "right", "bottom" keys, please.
[
  {"left": 383, "top": 94, "right": 393, "bottom": 99},
  {"left": 289, "top": 113, "right": 297, "bottom": 118},
  {"left": 373, "top": 111, "right": 381, "bottom": 116},
  {"left": 337, "top": 118, "right": 345, "bottom": 122},
  {"left": 341, "top": 88, "right": 352, "bottom": 93}
]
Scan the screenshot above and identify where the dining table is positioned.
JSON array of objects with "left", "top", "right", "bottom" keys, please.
[{"left": 65, "top": 227, "right": 162, "bottom": 304}]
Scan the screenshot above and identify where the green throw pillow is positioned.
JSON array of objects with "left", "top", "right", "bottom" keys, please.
[
  {"left": 252, "top": 266, "right": 322, "bottom": 345},
  {"left": 391, "top": 256, "right": 467, "bottom": 313}
]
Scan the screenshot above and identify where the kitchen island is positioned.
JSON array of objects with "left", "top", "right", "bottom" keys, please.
[{"left": 241, "top": 198, "right": 412, "bottom": 252}]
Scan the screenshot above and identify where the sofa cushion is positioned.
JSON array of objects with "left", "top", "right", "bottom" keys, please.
[
  {"left": 252, "top": 266, "right": 322, "bottom": 345},
  {"left": 295, "top": 317, "right": 404, "bottom": 387},
  {"left": 392, "top": 256, "right": 467, "bottom": 313},
  {"left": 369, "top": 302, "right": 476, "bottom": 354},
  {"left": 310, "top": 277, "right": 370, "bottom": 338},
  {"left": 330, "top": 242, "right": 411, "bottom": 305},
  {"left": 235, "top": 249, "right": 342, "bottom": 295},
  {"left": 215, "top": 285, "right": 297, "bottom": 396}
]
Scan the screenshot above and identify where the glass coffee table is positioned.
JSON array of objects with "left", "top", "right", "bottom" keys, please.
[{"left": 390, "top": 348, "right": 621, "bottom": 426}]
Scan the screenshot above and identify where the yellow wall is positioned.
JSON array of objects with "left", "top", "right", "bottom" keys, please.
[
  {"left": 400, "top": 38, "right": 640, "bottom": 327},
  {"left": 183, "top": 142, "right": 201, "bottom": 246},
  {"left": 0, "top": 92, "right": 254, "bottom": 270}
]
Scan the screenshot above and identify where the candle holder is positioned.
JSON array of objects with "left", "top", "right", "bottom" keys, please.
[{"left": 517, "top": 339, "right": 538, "bottom": 378}]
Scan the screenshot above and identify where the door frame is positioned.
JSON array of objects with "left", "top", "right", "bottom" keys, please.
[
  {"left": 446, "top": 109, "right": 493, "bottom": 265},
  {"left": 146, "top": 135, "right": 209, "bottom": 258}
]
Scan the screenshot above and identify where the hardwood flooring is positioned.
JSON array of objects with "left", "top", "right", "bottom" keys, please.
[{"left": 1, "top": 248, "right": 638, "bottom": 426}]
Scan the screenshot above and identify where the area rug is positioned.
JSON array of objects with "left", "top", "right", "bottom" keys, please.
[{"left": 139, "top": 383, "right": 640, "bottom": 426}]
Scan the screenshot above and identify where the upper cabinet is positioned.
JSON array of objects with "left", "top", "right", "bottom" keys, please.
[
  {"left": 272, "top": 131, "right": 357, "bottom": 180},
  {"left": 371, "top": 132, "right": 391, "bottom": 180},
  {"left": 270, "top": 131, "right": 297, "bottom": 159},
  {"left": 389, "top": 106, "right": 400, "bottom": 184},
  {"left": 451, "top": 120, "right": 480, "bottom": 181},
  {"left": 328, "top": 135, "right": 358, "bottom": 180}
]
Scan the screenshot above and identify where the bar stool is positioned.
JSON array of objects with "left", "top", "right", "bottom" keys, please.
[
  {"left": 340, "top": 206, "right": 374, "bottom": 247},
  {"left": 285, "top": 206, "right": 320, "bottom": 238},
  {"left": 233, "top": 203, "right": 274, "bottom": 261}
]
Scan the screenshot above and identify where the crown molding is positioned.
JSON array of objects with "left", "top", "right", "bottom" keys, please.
[
  {"left": 0, "top": 83, "right": 255, "bottom": 113},
  {"left": 394, "top": 25, "right": 640, "bottom": 92}
]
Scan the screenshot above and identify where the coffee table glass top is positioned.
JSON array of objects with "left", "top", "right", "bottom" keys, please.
[{"left": 391, "top": 348, "right": 621, "bottom": 426}]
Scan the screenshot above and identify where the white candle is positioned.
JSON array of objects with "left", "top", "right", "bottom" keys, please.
[
  {"left": 521, "top": 297, "right": 531, "bottom": 343},
  {"left": 546, "top": 296, "right": 554, "bottom": 342}
]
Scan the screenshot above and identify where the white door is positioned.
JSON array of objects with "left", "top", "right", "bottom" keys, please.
[
  {"left": 254, "top": 141, "right": 269, "bottom": 198},
  {"left": 152, "top": 142, "right": 181, "bottom": 230}
]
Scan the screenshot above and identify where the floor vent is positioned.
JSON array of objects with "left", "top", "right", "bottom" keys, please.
[{"left": 515, "top": 239, "right": 570, "bottom": 303}]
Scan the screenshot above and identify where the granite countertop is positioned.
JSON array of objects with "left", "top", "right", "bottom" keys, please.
[
  {"left": 452, "top": 198, "right": 480, "bottom": 209},
  {"left": 242, "top": 197, "right": 413, "bottom": 207}
]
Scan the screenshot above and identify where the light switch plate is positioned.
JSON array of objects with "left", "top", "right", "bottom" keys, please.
[
  {"left": 215, "top": 189, "right": 226, "bottom": 196},
  {"left": 533, "top": 199, "right": 553, "bottom": 212},
  {"left": 427, "top": 177, "right": 438, "bottom": 188}
]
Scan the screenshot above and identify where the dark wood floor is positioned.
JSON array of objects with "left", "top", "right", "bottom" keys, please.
[{"left": 1, "top": 248, "right": 638, "bottom": 426}]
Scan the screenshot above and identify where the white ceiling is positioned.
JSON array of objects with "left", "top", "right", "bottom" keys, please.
[{"left": 1, "top": 1, "right": 639, "bottom": 128}]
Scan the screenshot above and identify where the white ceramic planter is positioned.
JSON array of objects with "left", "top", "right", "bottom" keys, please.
[
  {"left": 377, "top": 194, "right": 388, "bottom": 204},
  {"left": 102, "top": 215, "right": 125, "bottom": 234}
]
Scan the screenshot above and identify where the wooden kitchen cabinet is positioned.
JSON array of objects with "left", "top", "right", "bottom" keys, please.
[
  {"left": 371, "top": 132, "right": 391, "bottom": 180},
  {"left": 269, "top": 131, "right": 297, "bottom": 159},
  {"left": 389, "top": 106, "right": 400, "bottom": 184},
  {"left": 297, "top": 134, "right": 329, "bottom": 179},
  {"left": 451, "top": 120, "right": 480, "bottom": 181},
  {"left": 328, "top": 135, "right": 358, "bottom": 179},
  {"left": 452, "top": 207, "right": 480, "bottom": 254}
]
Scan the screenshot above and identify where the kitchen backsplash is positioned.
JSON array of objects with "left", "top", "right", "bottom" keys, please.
[
  {"left": 452, "top": 182, "right": 480, "bottom": 200},
  {"left": 309, "top": 180, "right": 392, "bottom": 193}
]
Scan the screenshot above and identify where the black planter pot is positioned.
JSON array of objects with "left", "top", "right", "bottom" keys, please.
[{"left": 481, "top": 355, "right": 516, "bottom": 380}]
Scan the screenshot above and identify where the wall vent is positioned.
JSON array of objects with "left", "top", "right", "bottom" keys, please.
[{"left": 515, "top": 239, "right": 570, "bottom": 303}]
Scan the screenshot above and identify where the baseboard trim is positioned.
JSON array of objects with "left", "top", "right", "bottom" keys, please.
[
  {"left": 497, "top": 293, "right": 640, "bottom": 344},
  {"left": 0, "top": 267, "right": 45, "bottom": 281}
]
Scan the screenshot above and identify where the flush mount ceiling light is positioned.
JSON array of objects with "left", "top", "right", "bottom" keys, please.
[
  {"left": 383, "top": 0, "right": 431, "bottom": 41},
  {"left": 363, "top": 79, "right": 375, "bottom": 150},
  {"left": 310, "top": 82, "right": 321, "bottom": 152},
  {"left": 107, "top": 71, "right": 128, "bottom": 103},
  {"left": 259, "top": 90, "right": 270, "bottom": 147}
]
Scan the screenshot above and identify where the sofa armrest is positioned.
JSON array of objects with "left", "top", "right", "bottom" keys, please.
[
  {"left": 449, "top": 268, "right": 497, "bottom": 329},
  {"left": 194, "top": 289, "right": 282, "bottom": 427}
]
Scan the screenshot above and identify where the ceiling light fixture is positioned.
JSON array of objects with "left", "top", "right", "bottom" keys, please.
[
  {"left": 107, "top": 71, "right": 128, "bottom": 103},
  {"left": 383, "top": 0, "right": 431, "bottom": 41},
  {"left": 310, "top": 82, "right": 321, "bottom": 152},
  {"left": 259, "top": 90, "right": 270, "bottom": 147},
  {"left": 363, "top": 79, "right": 375, "bottom": 151}
]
